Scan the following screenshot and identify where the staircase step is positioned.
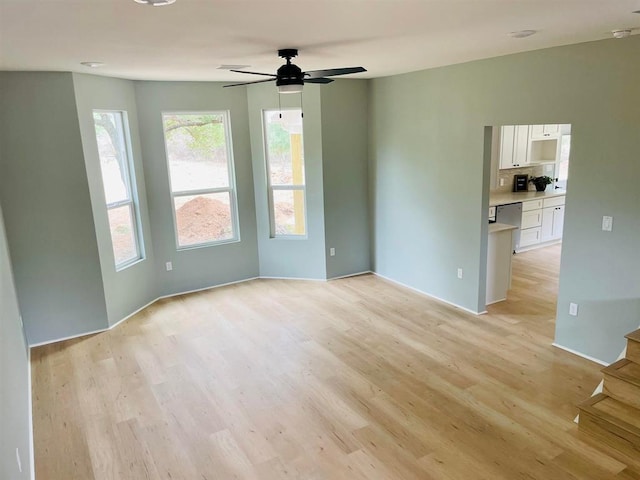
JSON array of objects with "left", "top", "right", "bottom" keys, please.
[
  {"left": 626, "top": 330, "right": 640, "bottom": 364},
  {"left": 578, "top": 393, "right": 640, "bottom": 460},
  {"left": 603, "top": 359, "right": 640, "bottom": 409}
]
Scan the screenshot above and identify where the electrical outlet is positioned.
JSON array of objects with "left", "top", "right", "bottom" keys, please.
[
  {"left": 602, "top": 216, "right": 613, "bottom": 232},
  {"left": 16, "top": 448, "right": 22, "bottom": 473},
  {"left": 499, "top": 178, "right": 505, "bottom": 187},
  {"left": 165, "top": 261, "right": 172, "bottom": 272},
  {"left": 457, "top": 268, "right": 463, "bottom": 279},
  {"left": 329, "top": 248, "right": 335, "bottom": 257},
  {"left": 569, "top": 303, "right": 578, "bottom": 316}
]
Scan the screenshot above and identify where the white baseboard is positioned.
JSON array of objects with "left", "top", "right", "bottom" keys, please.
[
  {"left": 372, "top": 272, "right": 483, "bottom": 315},
  {"left": 30, "top": 270, "right": 483, "bottom": 349},
  {"left": 259, "top": 276, "right": 325, "bottom": 282},
  {"left": 552, "top": 343, "right": 609, "bottom": 366},
  {"left": 155, "top": 276, "right": 260, "bottom": 301},
  {"left": 327, "top": 270, "right": 372, "bottom": 281},
  {"left": 29, "top": 277, "right": 261, "bottom": 348},
  {"left": 29, "top": 327, "right": 109, "bottom": 348}
]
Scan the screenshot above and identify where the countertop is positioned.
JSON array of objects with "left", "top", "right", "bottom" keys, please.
[
  {"left": 489, "top": 189, "right": 567, "bottom": 207},
  {"left": 488, "top": 222, "right": 518, "bottom": 234}
]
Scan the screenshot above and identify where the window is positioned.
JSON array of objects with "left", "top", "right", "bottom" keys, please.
[
  {"left": 263, "top": 109, "right": 306, "bottom": 237},
  {"left": 93, "top": 110, "right": 144, "bottom": 269},
  {"left": 162, "top": 112, "right": 239, "bottom": 248}
]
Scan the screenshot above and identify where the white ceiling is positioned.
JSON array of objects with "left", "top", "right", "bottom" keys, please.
[{"left": 1, "top": 0, "right": 639, "bottom": 82}]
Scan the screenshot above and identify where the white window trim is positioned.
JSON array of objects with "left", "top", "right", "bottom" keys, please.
[
  {"left": 263, "top": 108, "right": 308, "bottom": 239},
  {"left": 162, "top": 110, "right": 240, "bottom": 250},
  {"left": 93, "top": 109, "right": 145, "bottom": 271}
]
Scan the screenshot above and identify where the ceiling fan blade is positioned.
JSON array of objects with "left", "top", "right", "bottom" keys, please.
[
  {"left": 229, "top": 70, "right": 277, "bottom": 77},
  {"left": 305, "top": 77, "right": 334, "bottom": 84},
  {"left": 223, "top": 78, "right": 277, "bottom": 88},
  {"left": 304, "top": 67, "right": 366, "bottom": 79}
]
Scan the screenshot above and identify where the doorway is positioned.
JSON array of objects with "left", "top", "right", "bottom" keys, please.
[{"left": 483, "top": 123, "right": 572, "bottom": 327}]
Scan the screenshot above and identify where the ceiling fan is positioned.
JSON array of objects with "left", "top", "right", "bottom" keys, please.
[{"left": 223, "top": 49, "right": 366, "bottom": 94}]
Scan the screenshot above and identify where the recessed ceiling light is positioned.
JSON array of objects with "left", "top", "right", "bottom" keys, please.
[
  {"left": 80, "top": 62, "right": 105, "bottom": 68},
  {"left": 612, "top": 29, "right": 633, "bottom": 39},
  {"left": 508, "top": 30, "right": 537, "bottom": 39},
  {"left": 217, "top": 65, "right": 251, "bottom": 70},
  {"left": 134, "top": 0, "right": 176, "bottom": 6}
]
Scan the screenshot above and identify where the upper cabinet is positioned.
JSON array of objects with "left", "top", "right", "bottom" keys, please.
[
  {"left": 499, "top": 125, "right": 530, "bottom": 169},
  {"left": 529, "top": 124, "right": 560, "bottom": 140},
  {"left": 499, "top": 124, "right": 567, "bottom": 169}
]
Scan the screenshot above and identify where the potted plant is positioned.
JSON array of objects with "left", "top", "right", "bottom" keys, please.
[{"left": 529, "top": 175, "right": 553, "bottom": 192}]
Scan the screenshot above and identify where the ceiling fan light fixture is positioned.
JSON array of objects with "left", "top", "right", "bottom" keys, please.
[
  {"left": 278, "top": 83, "right": 304, "bottom": 94},
  {"left": 134, "top": 0, "right": 176, "bottom": 6}
]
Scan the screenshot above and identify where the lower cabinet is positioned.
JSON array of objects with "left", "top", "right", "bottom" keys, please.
[
  {"left": 517, "top": 195, "right": 565, "bottom": 251},
  {"left": 519, "top": 200, "right": 543, "bottom": 248},
  {"left": 541, "top": 204, "right": 565, "bottom": 242},
  {"left": 520, "top": 226, "right": 541, "bottom": 248}
]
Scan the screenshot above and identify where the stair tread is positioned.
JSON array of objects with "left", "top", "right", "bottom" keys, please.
[
  {"left": 580, "top": 393, "right": 640, "bottom": 433},
  {"left": 626, "top": 329, "right": 640, "bottom": 343},
  {"left": 603, "top": 359, "right": 640, "bottom": 387}
]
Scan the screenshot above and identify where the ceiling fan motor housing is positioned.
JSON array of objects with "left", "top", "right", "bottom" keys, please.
[{"left": 276, "top": 62, "right": 304, "bottom": 87}]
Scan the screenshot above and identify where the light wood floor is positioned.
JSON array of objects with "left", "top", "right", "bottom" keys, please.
[{"left": 32, "top": 245, "right": 637, "bottom": 479}]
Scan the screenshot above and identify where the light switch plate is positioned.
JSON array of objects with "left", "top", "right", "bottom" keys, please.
[
  {"left": 602, "top": 216, "right": 613, "bottom": 232},
  {"left": 569, "top": 303, "right": 578, "bottom": 316}
]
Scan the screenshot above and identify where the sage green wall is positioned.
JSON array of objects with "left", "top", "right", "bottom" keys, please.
[
  {"left": 370, "top": 36, "right": 640, "bottom": 362},
  {"left": 0, "top": 72, "right": 108, "bottom": 345},
  {"left": 0, "top": 204, "right": 31, "bottom": 479},
  {"left": 247, "top": 83, "right": 327, "bottom": 279},
  {"left": 72, "top": 74, "right": 157, "bottom": 326},
  {"left": 134, "top": 82, "right": 259, "bottom": 296},
  {"left": 321, "top": 80, "right": 371, "bottom": 279}
]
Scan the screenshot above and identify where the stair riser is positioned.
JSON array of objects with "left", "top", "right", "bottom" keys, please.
[
  {"left": 627, "top": 340, "right": 640, "bottom": 364},
  {"left": 603, "top": 376, "right": 640, "bottom": 410},
  {"left": 579, "top": 410, "right": 640, "bottom": 452}
]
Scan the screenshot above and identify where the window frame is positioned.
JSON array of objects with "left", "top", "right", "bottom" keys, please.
[
  {"left": 262, "top": 108, "right": 308, "bottom": 239},
  {"left": 161, "top": 110, "right": 240, "bottom": 250},
  {"left": 92, "top": 109, "right": 145, "bottom": 271}
]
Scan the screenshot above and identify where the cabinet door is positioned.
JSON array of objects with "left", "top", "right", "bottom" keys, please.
[
  {"left": 530, "top": 125, "right": 544, "bottom": 139},
  {"left": 543, "top": 124, "right": 560, "bottom": 136},
  {"left": 521, "top": 209, "right": 542, "bottom": 229},
  {"left": 499, "top": 126, "right": 515, "bottom": 169},
  {"left": 513, "top": 125, "right": 529, "bottom": 166},
  {"left": 520, "top": 227, "right": 541, "bottom": 247},
  {"left": 541, "top": 207, "right": 554, "bottom": 242},
  {"left": 530, "top": 124, "right": 560, "bottom": 140},
  {"left": 541, "top": 205, "right": 565, "bottom": 242},
  {"left": 551, "top": 205, "right": 565, "bottom": 240}
]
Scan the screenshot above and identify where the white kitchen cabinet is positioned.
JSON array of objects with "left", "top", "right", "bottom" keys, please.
[
  {"left": 522, "top": 199, "right": 543, "bottom": 211},
  {"left": 529, "top": 125, "right": 561, "bottom": 164},
  {"left": 486, "top": 223, "right": 516, "bottom": 305},
  {"left": 520, "top": 227, "right": 542, "bottom": 247},
  {"left": 540, "top": 196, "right": 566, "bottom": 242},
  {"left": 499, "top": 125, "right": 529, "bottom": 169},
  {"left": 519, "top": 199, "right": 543, "bottom": 249},
  {"left": 521, "top": 209, "right": 542, "bottom": 229},
  {"left": 530, "top": 124, "right": 560, "bottom": 140}
]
